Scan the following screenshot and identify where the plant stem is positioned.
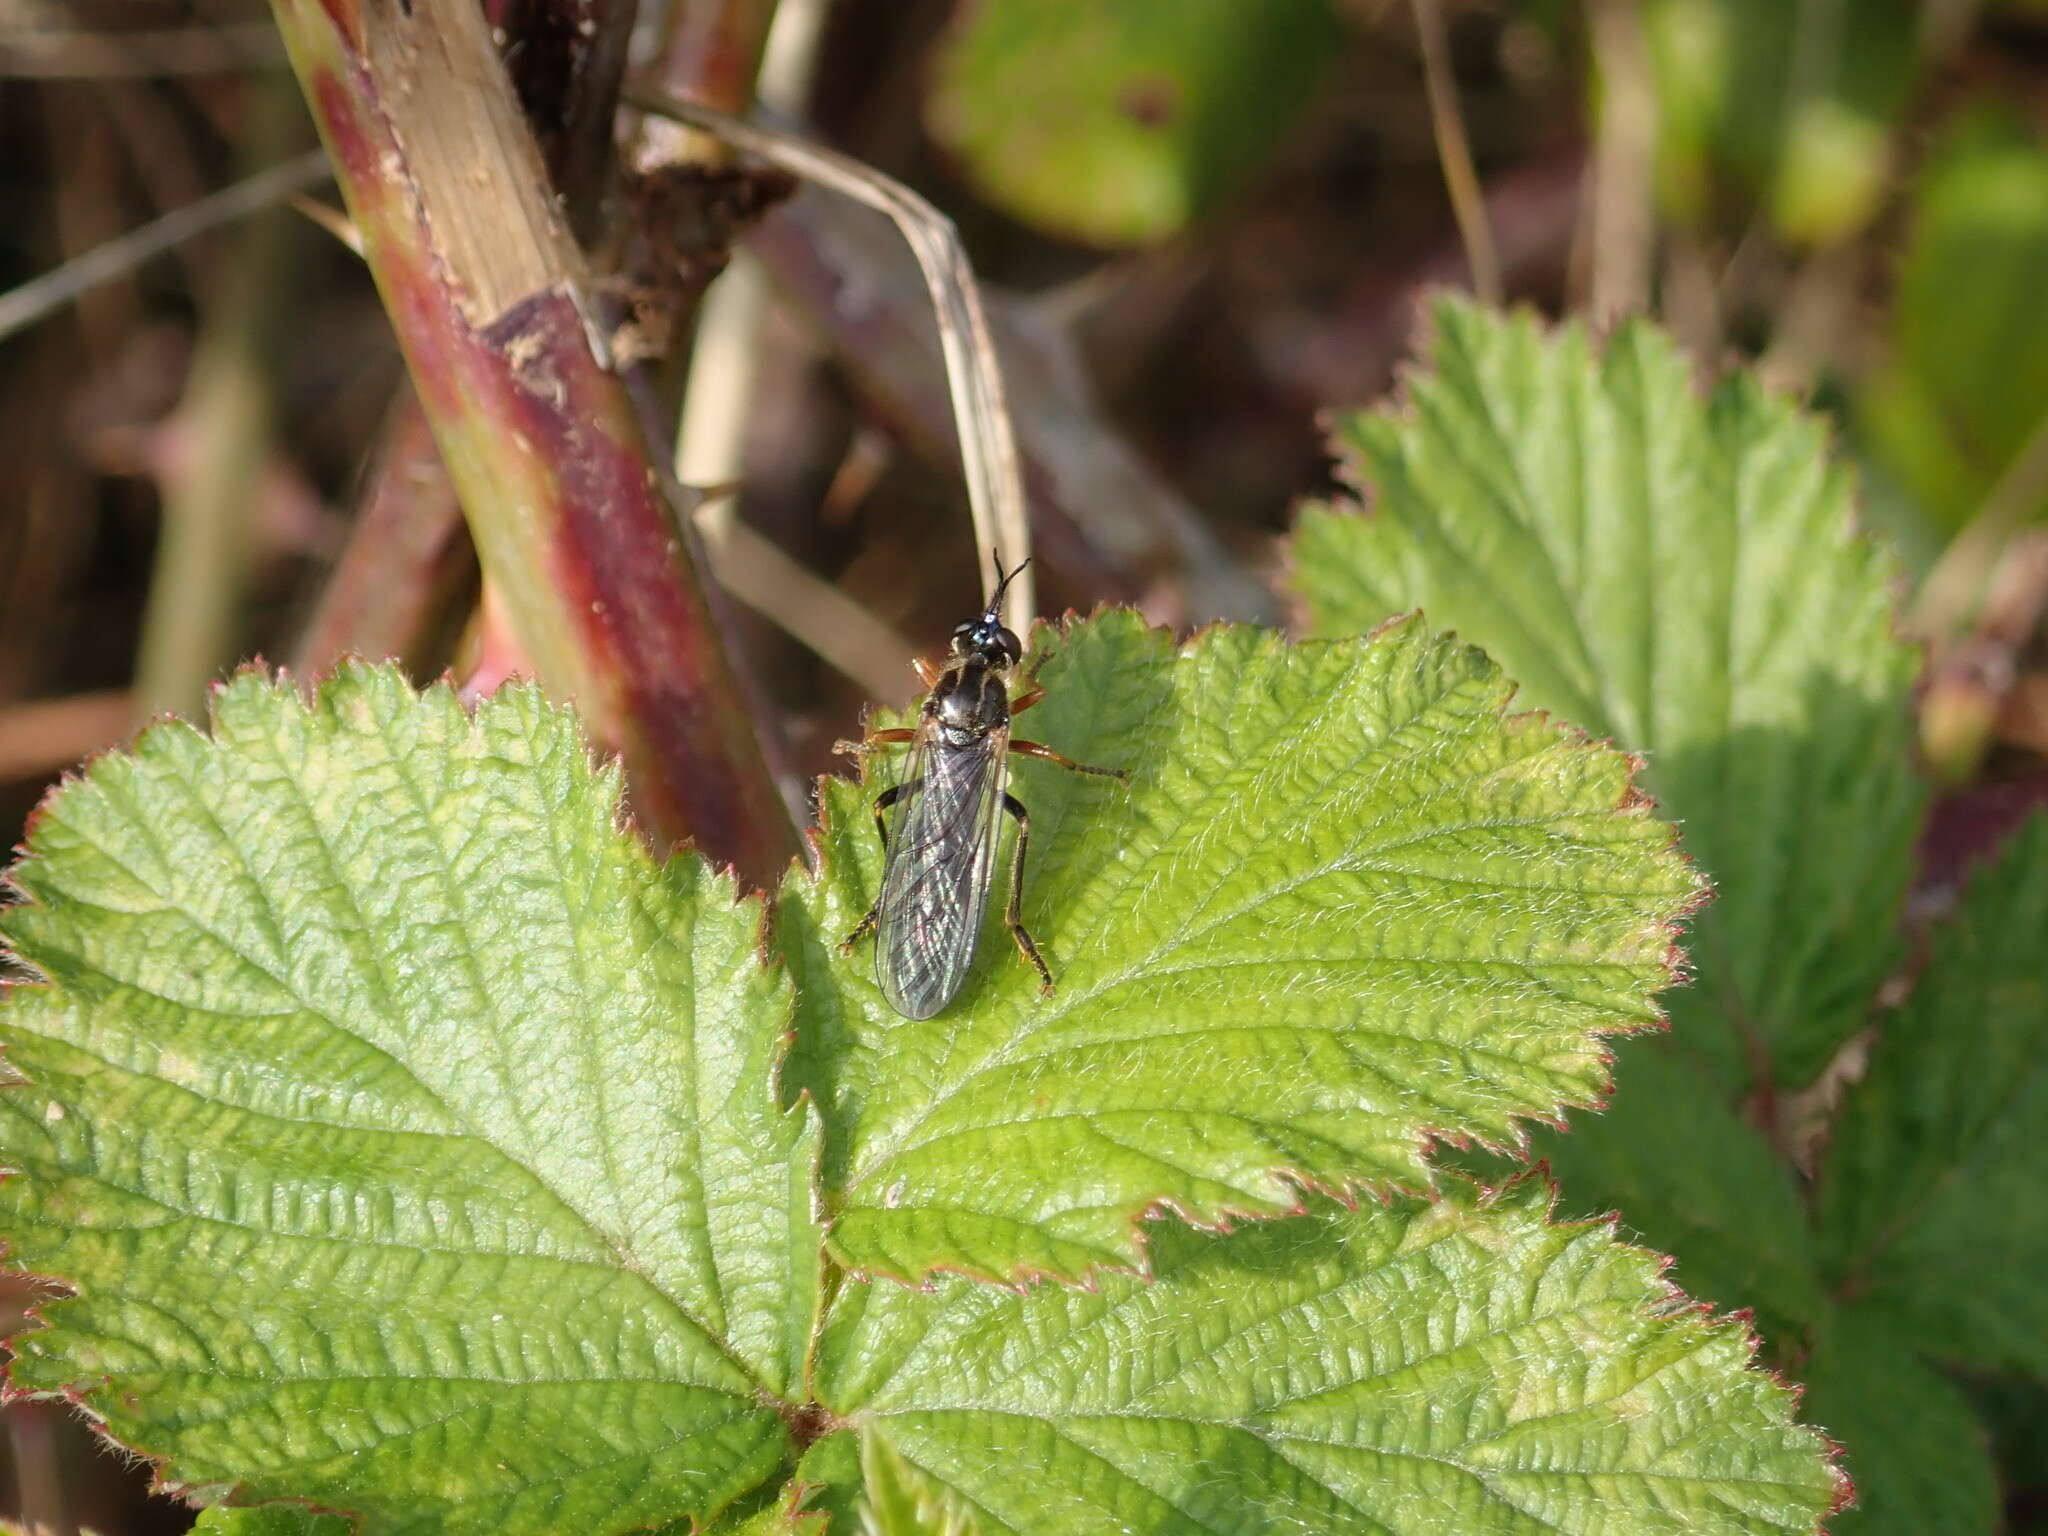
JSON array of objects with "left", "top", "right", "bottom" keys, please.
[
  {"left": 132, "top": 78, "right": 305, "bottom": 723},
  {"left": 747, "top": 194, "right": 1274, "bottom": 623},
  {"left": 292, "top": 386, "right": 475, "bottom": 679},
  {"left": 1585, "top": 0, "right": 1655, "bottom": 324},
  {"left": 267, "top": 0, "right": 799, "bottom": 884}
]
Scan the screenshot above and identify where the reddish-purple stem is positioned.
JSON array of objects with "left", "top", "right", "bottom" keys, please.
[{"left": 273, "top": 0, "right": 799, "bottom": 884}]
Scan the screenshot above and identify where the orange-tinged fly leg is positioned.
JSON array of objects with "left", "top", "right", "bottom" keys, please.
[{"left": 1009, "top": 738, "right": 1128, "bottom": 780}]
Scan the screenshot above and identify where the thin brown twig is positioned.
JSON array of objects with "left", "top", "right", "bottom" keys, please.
[
  {"left": 0, "top": 150, "right": 330, "bottom": 344},
  {"left": 0, "top": 692, "right": 134, "bottom": 783},
  {"left": 0, "top": 23, "right": 286, "bottom": 77},
  {"left": 1409, "top": 0, "right": 1500, "bottom": 304}
]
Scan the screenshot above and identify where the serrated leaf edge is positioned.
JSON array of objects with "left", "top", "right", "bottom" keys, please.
[
  {"left": 795, "top": 608, "right": 1707, "bottom": 1292},
  {"left": 0, "top": 658, "right": 824, "bottom": 1535}
]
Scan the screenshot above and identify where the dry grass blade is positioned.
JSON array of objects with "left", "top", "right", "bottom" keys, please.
[{"left": 627, "top": 86, "right": 1036, "bottom": 632}]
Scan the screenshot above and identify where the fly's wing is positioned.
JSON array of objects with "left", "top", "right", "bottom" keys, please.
[{"left": 874, "top": 723, "right": 1008, "bottom": 1020}]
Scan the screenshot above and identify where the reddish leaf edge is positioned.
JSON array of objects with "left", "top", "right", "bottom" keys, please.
[{"left": 790, "top": 605, "right": 1708, "bottom": 1293}]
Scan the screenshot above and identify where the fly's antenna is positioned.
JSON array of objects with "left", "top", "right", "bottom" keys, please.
[{"left": 986, "top": 553, "right": 1031, "bottom": 621}]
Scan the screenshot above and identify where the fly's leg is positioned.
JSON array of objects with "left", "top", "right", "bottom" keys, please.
[
  {"left": 1009, "top": 650, "right": 1053, "bottom": 714},
  {"left": 833, "top": 726, "right": 917, "bottom": 760},
  {"left": 841, "top": 907, "right": 880, "bottom": 951},
  {"left": 866, "top": 778, "right": 919, "bottom": 851},
  {"left": 1002, "top": 792, "right": 1056, "bottom": 996},
  {"left": 840, "top": 779, "right": 916, "bottom": 953},
  {"left": 1010, "top": 738, "right": 1129, "bottom": 781}
]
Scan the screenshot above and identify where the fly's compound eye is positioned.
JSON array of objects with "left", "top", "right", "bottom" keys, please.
[{"left": 953, "top": 616, "right": 1022, "bottom": 664}]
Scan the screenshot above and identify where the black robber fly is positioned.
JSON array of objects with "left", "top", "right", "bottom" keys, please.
[{"left": 840, "top": 555, "right": 1126, "bottom": 1019}]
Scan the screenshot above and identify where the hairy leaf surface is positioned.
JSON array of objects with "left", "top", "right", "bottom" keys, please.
[
  {"left": 815, "top": 1181, "right": 1843, "bottom": 1536},
  {"left": 1293, "top": 298, "right": 1925, "bottom": 1087},
  {"left": 858, "top": 1430, "right": 978, "bottom": 1536},
  {"left": 788, "top": 611, "right": 1700, "bottom": 1282},
  {"left": 0, "top": 655, "right": 1842, "bottom": 1536},
  {"left": 194, "top": 1511, "right": 354, "bottom": 1535},
  {"left": 0, "top": 666, "right": 821, "bottom": 1534},
  {"left": 1514, "top": 1040, "right": 1824, "bottom": 1336}
]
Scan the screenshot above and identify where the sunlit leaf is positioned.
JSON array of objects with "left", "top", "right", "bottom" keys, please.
[
  {"left": 817, "top": 1181, "right": 1844, "bottom": 1536},
  {"left": 786, "top": 610, "right": 1700, "bottom": 1282},
  {"left": 1294, "top": 297, "right": 1924, "bottom": 1088},
  {"left": 0, "top": 666, "right": 822, "bottom": 1534}
]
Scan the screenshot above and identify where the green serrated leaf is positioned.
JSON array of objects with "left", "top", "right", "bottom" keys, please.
[
  {"left": 702, "top": 1479, "right": 832, "bottom": 1536},
  {"left": 1802, "top": 1305, "right": 1998, "bottom": 1536},
  {"left": 1513, "top": 1037, "right": 1825, "bottom": 1336},
  {"left": 1817, "top": 813, "right": 2048, "bottom": 1377},
  {"left": 924, "top": 0, "right": 1339, "bottom": 246},
  {"left": 1293, "top": 297, "right": 1925, "bottom": 1088},
  {"left": 817, "top": 1180, "right": 1841, "bottom": 1536},
  {"left": 0, "top": 664, "right": 823, "bottom": 1535},
  {"left": 784, "top": 611, "right": 1699, "bottom": 1283}
]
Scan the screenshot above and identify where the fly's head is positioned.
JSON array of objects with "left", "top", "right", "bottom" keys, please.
[
  {"left": 948, "top": 551, "right": 1029, "bottom": 675},
  {"left": 949, "top": 611, "right": 1023, "bottom": 674}
]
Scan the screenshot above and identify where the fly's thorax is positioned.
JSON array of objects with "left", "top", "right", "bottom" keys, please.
[{"left": 928, "top": 655, "right": 1012, "bottom": 738}]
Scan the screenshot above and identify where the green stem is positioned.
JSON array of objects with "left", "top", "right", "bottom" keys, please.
[{"left": 132, "top": 78, "right": 305, "bottom": 722}]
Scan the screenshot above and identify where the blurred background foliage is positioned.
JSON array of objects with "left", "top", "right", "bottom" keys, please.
[{"left": 2, "top": 0, "right": 2048, "bottom": 1531}]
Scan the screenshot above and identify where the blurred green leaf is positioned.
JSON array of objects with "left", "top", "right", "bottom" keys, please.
[
  {"left": 1817, "top": 813, "right": 2048, "bottom": 1378},
  {"left": 1293, "top": 297, "right": 1925, "bottom": 1089},
  {"left": 1963, "top": 1374, "right": 2048, "bottom": 1530},
  {"left": 1802, "top": 1306, "right": 1999, "bottom": 1536},
  {"left": 1642, "top": 0, "right": 1916, "bottom": 241},
  {"left": 925, "top": 0, "right": 1339, "bottom": 246},
  {"left": 788, "top": 611, "right": 1701, "bottom": 1283},
  {"left": 817, "top": 1181, "right": 1844, "bottom": 1536},
  {"left": 1857, "top": 112, "right": 2048, "bottom": 533}
]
